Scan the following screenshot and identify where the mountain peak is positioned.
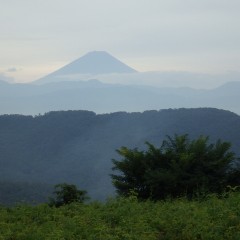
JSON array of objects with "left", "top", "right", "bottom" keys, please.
[
  {"left": 36, "top": 51, "right": 137, "bottom": 83},
  {"left": 62, "top": 50, "right": 137, "bottom": 75},
  {"left": 84, "top": 50, "right": 111, "bottom": 56}
]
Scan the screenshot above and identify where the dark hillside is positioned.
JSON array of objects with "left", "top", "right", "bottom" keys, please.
[{"left": 0, "top": 108, "right": 240, "bottom": 204}]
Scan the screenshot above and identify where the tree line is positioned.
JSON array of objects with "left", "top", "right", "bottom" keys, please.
[{"left": 51, "top": 134, "right": 240, "bottom": 206}]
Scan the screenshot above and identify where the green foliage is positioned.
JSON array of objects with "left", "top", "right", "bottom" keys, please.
[
  {"left": 1, "top": 192, "right": 240, "bottom": 239},
  {"left": 112, "top": 134, "right": 239, "bottom": 200},
  {"left": 48, "top": 183, "right": 88, "bottom": 207}
]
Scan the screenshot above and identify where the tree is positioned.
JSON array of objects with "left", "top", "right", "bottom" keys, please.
[
  {"left": 111, "top": 134, "right": 240, "bottom": 200},
  {"left": 49, "top": 183, "right": 88, "bottom": 207}
]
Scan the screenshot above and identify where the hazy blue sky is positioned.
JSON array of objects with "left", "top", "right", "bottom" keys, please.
[{"left": 0, "top": 0, "right": 240, "bottom": 82}]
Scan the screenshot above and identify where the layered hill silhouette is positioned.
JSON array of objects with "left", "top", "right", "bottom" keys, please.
[
  {"left": 37, "top": 51, "right": 137, "bottom": 84},
  {"left": 1, "top": 80, "right": 240, "bottom": 115},
  {"left": 1, "top": 108, "right": 240, "bottom": 204}
]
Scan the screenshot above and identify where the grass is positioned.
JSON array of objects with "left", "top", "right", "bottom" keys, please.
[{"left": 1, "top": 192, "right": 240, "bottom": 239}]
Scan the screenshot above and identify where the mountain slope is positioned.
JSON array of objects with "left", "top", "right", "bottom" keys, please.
[{"left": 1, "top": 108, "right": 240, "bottom": 204}]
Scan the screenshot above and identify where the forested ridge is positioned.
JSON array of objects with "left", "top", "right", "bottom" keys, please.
[{"left": 1, "top": 108, "right": 240, "bottom": 204}]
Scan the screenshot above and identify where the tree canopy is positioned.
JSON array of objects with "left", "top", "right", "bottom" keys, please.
[
  {"left": 111, "top": 135, "right": 240, "bottom": 200},
  {"left": 49, "top": 183, "right": 88, "bottom": 207}
]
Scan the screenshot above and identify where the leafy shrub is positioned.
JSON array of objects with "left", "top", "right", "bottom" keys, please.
[
  {"left": 111, "top": 134, "right": 240, "bottom": 200},
  {"left": 48, "top": 183, "right": 88, "bottom": 207}
]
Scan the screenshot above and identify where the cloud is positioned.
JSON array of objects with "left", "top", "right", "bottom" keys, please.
[
  {"left": 0, "top": 73, "right": 15, "bottom": 83},
  {"left": 6, "top": 67, "right": 18, "bottom": 73}
]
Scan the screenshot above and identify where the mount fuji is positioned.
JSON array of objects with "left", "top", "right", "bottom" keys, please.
[{"left": 36, "top": 51, "right": 137, "bottom": 84}]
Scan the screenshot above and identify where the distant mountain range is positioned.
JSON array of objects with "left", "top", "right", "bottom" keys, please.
[
  {"left": 1, "top": 108, "right": 240, "bottom": 204},
  {"left": 32, "top": 51, "right": 240, "bottom": 88},
  {"left": 0, "top": 51, "right": 239, "bottom": 115},
  {"left": 1, "top": 79, "right": 240, "bottom": 115}
]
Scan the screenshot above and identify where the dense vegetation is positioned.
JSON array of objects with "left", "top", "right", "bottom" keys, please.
[
  {"left": 1, "top": 192, "right": 240, "bottom": 239},
  {"left": 112, "top": 135, "right": 240, "bottom": 200},
  {"left": 1, "top": 108, "right": 240, "bottom": 204}
]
